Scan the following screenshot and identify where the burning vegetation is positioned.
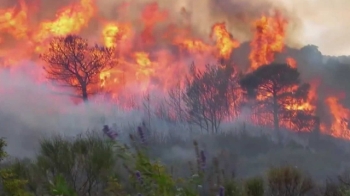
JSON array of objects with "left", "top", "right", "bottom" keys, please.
[{"left": 0, "top": 0, "right": 350, "bottom": 139}]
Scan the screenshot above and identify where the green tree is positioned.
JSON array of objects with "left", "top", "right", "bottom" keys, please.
[{"left": 40, "top": 35, "right": 115, "bottom": 101}]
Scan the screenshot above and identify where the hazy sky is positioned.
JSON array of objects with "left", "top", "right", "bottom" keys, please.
[{"left": 283, "top": 0, "right": 350, "bottom": 56}]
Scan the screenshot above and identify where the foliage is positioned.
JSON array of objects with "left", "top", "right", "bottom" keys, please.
[
  {"left": 0, "top": 138, "right": 32, "bottom": 196},
  {"left": 267, "top": 166, "right": 314, "bottom": 196},
  {"left": 124, "top": 133, "right": 198, "bottom": 196},
  {"left": 0, "top": 139, "right": 6, "bottom": 162},
  {"left": 0, "top": 168, "right": 32, "bottom": 196},
  {"left": 49, "top": 174, "right": 76, "bottom": 196},
  {"left": 40, "top": 133, "right": 115, "bottom": 195},
  {"left": 1, "top": 131, "right": 350, "bottom": 196},
  {"left": 40, "top": 35, "right": 115, "bottom": 101},
  {"left": 104, "top": 175, "right": 126, "bottom": 196},
  {"left": 244, "top": 176, "right": 264, "bottom": 196}
]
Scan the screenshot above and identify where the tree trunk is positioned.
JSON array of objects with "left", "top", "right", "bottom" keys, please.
[
  {"left": 273, "top": 93, "right": 281, "bottom": 142},
  {"left": 273, "top": 101, "right": 279, "bottom": 131},
  {"left": 82, "top": 85, "right": 88, "bottom": 101}
]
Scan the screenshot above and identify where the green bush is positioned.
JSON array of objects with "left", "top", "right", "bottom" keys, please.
[
  {"left": 1, "top": 131, "right": 350, "bottom": 196},
  {"left": 244, "top": 176, "right": 264, "bottom": 196},
  {"left": 35, "top": 133, "right": 117, "bottom": 195},
  {"left": 0, "top": 138, "right": 32, "bottom": 196}
]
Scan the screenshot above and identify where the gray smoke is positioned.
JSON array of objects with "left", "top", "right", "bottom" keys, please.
[{"left": 0, "top": 61, "right": 146, "bottom": 157}]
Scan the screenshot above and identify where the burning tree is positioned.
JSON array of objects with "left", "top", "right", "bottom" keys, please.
[
  {"left": 183, "top": 62, "right": 238, "bottom": 133},
  {"left": 40, "top": 35, "right": 115, "bottom": 101},
  {"left": 240, "top": 63, "right": 315, "bottom": 133}
]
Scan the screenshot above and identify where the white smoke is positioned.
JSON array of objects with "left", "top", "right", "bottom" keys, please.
[
  {"left": 0, "top": 61, "right": 146, "bottom": 157},
  {"left": 0, "top": 61, "right": 201, "bottom": 158}
]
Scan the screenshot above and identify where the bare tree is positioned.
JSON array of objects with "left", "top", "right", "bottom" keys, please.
[
  {"left": 40, "top": 35, "right": 115, "bottom": 101},
  {"left": 267, "top": 166, "right": 314, "bottom": 196},
  {"left": 183, "top": 62, "right": 238, "bottom": 133},
  {"left": 166, "top": 83, "right": 187, "bottom": 123},
  {"left": 142, "top": 92, "right": 152, "bottom": 127}
]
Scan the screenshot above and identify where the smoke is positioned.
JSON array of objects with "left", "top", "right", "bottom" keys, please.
[
  {"left": 0, "top": 61, "right": 147, "bottom": 157},
  {"left": 124, "top": 0, "right": 349, "bottom": 55},
  {"left": 96, "top": 0, "right": 303, "bottom": 43},
  {"left": 285, "top": 0, "right": 350, "bottom": 55},
  {"left": 0, "top": 60, "right": 199, "bottom": 158}
]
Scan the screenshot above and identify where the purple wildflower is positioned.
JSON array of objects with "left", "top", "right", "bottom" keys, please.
[
  {"left": 135, "top": 170, "right": 143, "bottom": 184},
  {"left": 200, "top": 150, "right": 206, "bottom": 170},
  {"left": 102, "top": 125, "right": 118, "bottom": 140},
  {"left": 218, "top": 186, "right": 225, "bottom": 196},
  {"left": 138, "top": 126, "right": 146, "bottom": 143}
]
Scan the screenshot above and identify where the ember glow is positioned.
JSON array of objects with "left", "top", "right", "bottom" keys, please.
[{"left": 0, "top": 0, "right": 350, "bottom": 139}]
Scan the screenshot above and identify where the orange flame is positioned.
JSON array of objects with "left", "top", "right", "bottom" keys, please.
[
  {"left": 325, "top": 96, "right": 350, "bottom": 139},
  {"left": 286, "top": 57, "right": 297, "bottom": 68},
  {"left": 102, "top": 23, "right": 132, "bottom": 48},
  {"left": 0, "top": 1, "right": 349, "bottom": 140},
  {"left": 211, "top": 23, "right": 239, "bottom": 59},
  {"left": 249, "top": 11, "right": 288, "bottom": 70}
]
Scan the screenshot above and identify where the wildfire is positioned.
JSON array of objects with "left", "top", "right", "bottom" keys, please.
[
  {"left": 211, "top": 23, "right": 239, "bottom": 59},
  {"left": 325, "top": 96, "right": 350, "bottom": 139},
  {"left": 249, "top": 11, "right": 288, "bottom": 70},
  {"left": 0, "top": 0, "right": 28, "bottom": 39},
  {"left": 286, "top": 57, "right": 297, "bottom": 68},
  {"left": 0, "top": 1, "right": 348, "bottom": 139},
  {"left": 175, "top": 38, "right": 211, "bottom": 54},
  {"left": 102, "top": 23, "right": 132, "bottom": 48},
  {"left": 36, "top": 0, "right": 94, "bottom": 38},
  {"left": 134, "top": 52, "right": 154, "bottom": 77}
]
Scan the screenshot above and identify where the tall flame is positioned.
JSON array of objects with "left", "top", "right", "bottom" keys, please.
[
  {"left": 211, "top": 23, "right": 239, "bottom": 59},
  {"left": 325, "top": 96, "right": 350, "bottom": 139},
  {"left": 249, "top": 11, "right": 288, "bottom": 70}
]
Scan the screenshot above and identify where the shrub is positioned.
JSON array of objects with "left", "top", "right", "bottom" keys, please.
[
  {"left": 244, "top": 176, "right": 264, "bottom": 196},
  {"left": 1, "top": 130, "right": 350, "bottom": 196},
  {"left": 0, "top": 138, "right": 32, "bottom": 195},
  {"left": 267, "top": 166, "right": 314, "bottom": 196},
  {"left": 35, "top": 132, "right": 117, "bottom": 195}
]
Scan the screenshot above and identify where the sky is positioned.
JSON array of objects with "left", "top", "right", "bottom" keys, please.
[{"left": 284, "top": 0, "right": 350, "bottom": 56}]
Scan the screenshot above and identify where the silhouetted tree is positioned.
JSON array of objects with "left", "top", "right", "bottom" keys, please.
[
  {"left": 40, "top": 35, "right": 115, "bottom": 101},
  {"left": 183, "top": 62, "right": 239, "bottom": 133},
  {"left": 240, "top": 63, "right": 314, "bottom": 133}
]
